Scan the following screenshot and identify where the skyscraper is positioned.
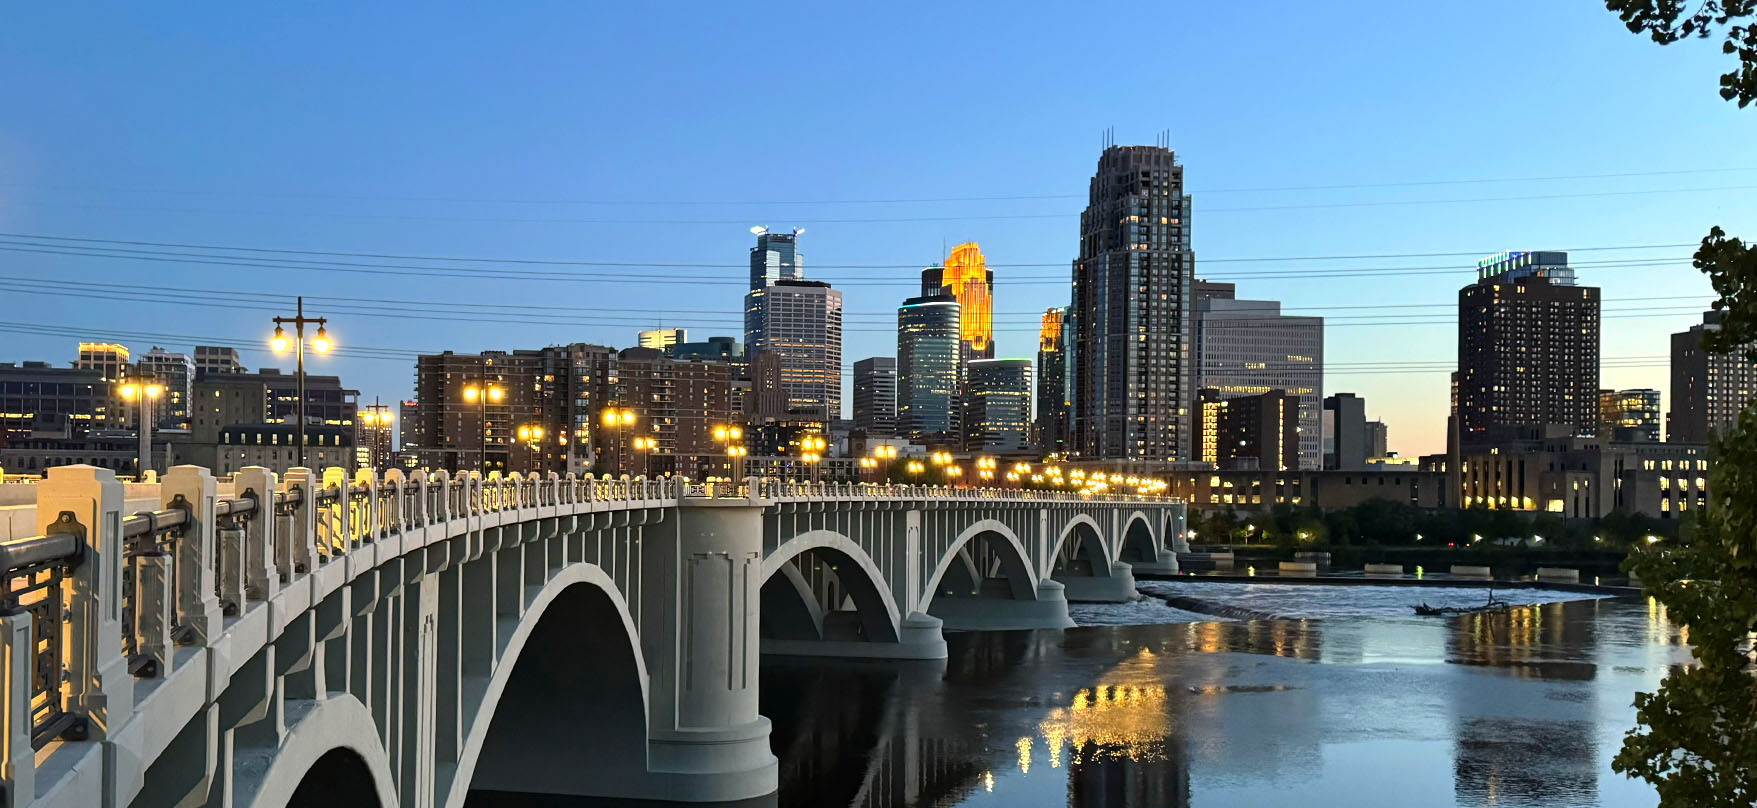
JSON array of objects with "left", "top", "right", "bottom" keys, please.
[
  {"left": 1070, "top": 144, "right": 1195, "bottom": 461},
  {"left": 1036, "top": 307, "right": 1069, "bottom": 454},
  {"left": 897, "top": 295, "right": 961, "bottom": 441},
  {"left": 1457, "top": 251, "right": 1600, "bottom": 442},
  {"left": 921, "top": 242, "right": 995, "bottom": 361},
  {"left": 852, "top": 357, "right": 898, "bottom": 437},
  {"left": 964, "top": 359, "right": 1033, "bottom": 452},
  {"left": 1669, "top": 310, "right": 1757, "bottom": 443},
  {"left": 1194, "top": 289, "right": 1323, "bottom": 469},
  {"left": 743, "top": 229, "right": 841, "bottom": 423},
  {"left": 744, "top": 228, "right": 803, "bottom": 359}
]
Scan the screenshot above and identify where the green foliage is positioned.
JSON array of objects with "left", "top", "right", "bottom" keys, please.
[
  {"left": 1601, "top": 7, "right": 1757, "bottom": 800},
  {"left": 1606, "top": 1, "right": 1757, "bottom": 105},
  {"left": 1613, "top": 406, "right": 1757, "bottom": 805}
]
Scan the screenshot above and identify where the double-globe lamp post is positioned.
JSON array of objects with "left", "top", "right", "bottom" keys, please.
[
  {"left": 270, "top": 296, "right": 331, "bottom": 469},
  {"left": 118, "top": 378, "right": 163, "bottom": 478},
  {"left": 462, "top": 383, "right": 504, "bottom": 475},
  {"left": 713, "top": 424, "right": 746, "bottom": 481}
]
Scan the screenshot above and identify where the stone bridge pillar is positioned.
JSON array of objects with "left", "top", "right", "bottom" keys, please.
[{"left": 638, "top": 496, "right": 777, "bottom": 802}]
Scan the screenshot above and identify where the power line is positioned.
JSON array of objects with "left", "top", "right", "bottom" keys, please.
[
  {"left": 0, "top": 230, "right": 1700, "bottom": 269},
  {"left": 7, "top": 165, "right": 1755, "bottom": 206},
  {"left": 25, "top": 183, "right": 1757, "bottom": 226}
]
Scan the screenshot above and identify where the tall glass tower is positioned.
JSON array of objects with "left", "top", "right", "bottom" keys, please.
[
  {"left": 744, "top": 229, "right": 804, "bottom": 361},
  {"left": 897, "top": 295, "right": 961, "bottom": 442},
  {"left": 1070, "top": 144, "right": 1195, "bottom": 461}
]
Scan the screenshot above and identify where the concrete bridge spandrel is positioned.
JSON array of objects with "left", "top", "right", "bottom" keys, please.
[{"left": 0, "top": 467, "right": 1182, "bottom": 807}]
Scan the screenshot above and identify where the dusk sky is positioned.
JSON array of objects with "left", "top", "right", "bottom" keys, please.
[{"left": 3, "top": 1, "right": 1752, "bottom": 457}]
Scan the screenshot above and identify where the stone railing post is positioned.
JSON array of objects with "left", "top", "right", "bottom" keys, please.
[
  {"left": 283, "top": 468, "right": 318, "bottom": 575},
  {"left": 408, "top": 469, "right": 428, "bottom": 526},
  {"left": 352, "top": 467, "right": 378, "bottom": 542},
  {"left": 1, "top": 610, "right": 34, "bottom": 804},
  {"left": 37, "top": 465, "right": 131, "bottom": 735},
  {"left": 163, "top": 465, "right": 223, "bottom": 645},
  {"left": 236, "top": 467, "right": 279, "bottom": 602}
]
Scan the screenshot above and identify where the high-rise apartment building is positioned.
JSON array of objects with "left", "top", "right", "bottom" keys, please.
[
  {"left": 1457, "top": 251, "right": 1600, "bottom": 443},
  {"left": 1669, "top": 310, "right": 1757, "bottom": 444},
  {"left": 1600, "top": 388, "right": 1662, "bottom": 443},
  {"left": 1194, "top": 289, "right": 1323, "bottom": 468},
  {"left": 136, "top": 346, "right": 195, "bottom": 428},
  {"left": 897, "top": 295, "right": 961, "bottom": 442},
  {"left": 964, "top": 359, "right": 1033, "bottom": 452},
  {"left": 1036, "top": 307, "right": 1069, "bottom": 455},
  {"left": 852, "top": 357, "right": 898, "bottom": 437},
  {"left": 398, "top": 400, "right": 420, "bottom": 452},
  {"left": 1070, "top": 144, "right": 1195, "bottom": 461},
  {"left": 1197, "top": 388, "right": 1299, "bottom": 471},
  {"left": 413, "top": 351, "right": 543, "bottom": 473},
  {"left": 637, "top": 328, "right": 687, "bottom": 350},
  {"left": 74, "top": 342, "right": 130, "bottom": 382},
  {"left": 193, "top": 345, "right": 246, "bottom": 376}
]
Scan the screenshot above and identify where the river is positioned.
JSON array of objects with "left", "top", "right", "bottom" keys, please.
[{"left": 484, "top": 581, "right": 1691, "bottom": 807}]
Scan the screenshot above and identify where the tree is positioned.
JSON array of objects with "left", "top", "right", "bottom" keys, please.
[{"left": 1603, "top": 5, "right": 1757, "bottom": 804}]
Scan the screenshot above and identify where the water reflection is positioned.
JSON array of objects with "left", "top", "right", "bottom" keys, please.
[{"left": 476, "top": 592, "right": 1689, "bottom": 807}]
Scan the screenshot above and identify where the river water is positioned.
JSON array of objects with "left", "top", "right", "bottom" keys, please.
[{"left": 481, "top": 581, "right": 1691, "bottom": 807}]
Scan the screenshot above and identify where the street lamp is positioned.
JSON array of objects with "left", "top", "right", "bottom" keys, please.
[
  {"left": 631, "top": 435, "right": 657, "bottom": 478},
  {"left": 600, "top": 407, "right": 640, "bottom": 477},
  {"left": 359, "top": 398, "right": 393, "bottom": 471},
  {"left": 118, "top": 379, "right": 164, "bottom": 478},
  {"left": 713, "top": 424, "right": 746, "bottom": 480},
  {"left": 799, "top": 435, "right": 826, "bottom": 483},
  {"left": 463, "top": 383, "right": 504, "bottom": 474},
  {"left": 906, "top": 459, "right": 925, "bottom": 477},
  {"left": 270, "top": 296, "right": 332, "bottom": 468}
]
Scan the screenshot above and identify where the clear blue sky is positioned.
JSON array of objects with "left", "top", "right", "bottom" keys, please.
[{"left": 2, "top": 1, "right": 1752, "bottom": 456}]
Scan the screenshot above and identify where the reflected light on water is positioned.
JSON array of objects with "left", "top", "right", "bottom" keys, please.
[
  {"left": 1016, "top": 736, "right": 1032, "bottom": 774},
  {"left": 1026, "top": 683, "right": 1171, "bottom": 770}
]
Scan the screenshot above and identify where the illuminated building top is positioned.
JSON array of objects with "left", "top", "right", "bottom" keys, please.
[
  {"left": 1039, "top": 307, "right": 1064, "bottom": 352},
  {"left": 1475, "top": 250, "right": 1574, "bottom": 285},
  {"left": 940, "top": 242, "right": 994, "bottom": 354}
]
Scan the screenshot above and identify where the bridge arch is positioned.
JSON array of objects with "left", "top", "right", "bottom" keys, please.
[
  {"left": 237, "top": 695, "right": 397, "bottom": 808},
  {"left": 1117, "top": 511, "right": 1159, "bottom": 564},
  {"left": 762, "top": 530, "right": 903, "bottom": 644},
  {"left": 1048, "top": 514, "right": 1114, "bottom": 579},
  {"left": 919, "top": 519, "right": 1038, "bottom": 612},
  {"left": 443, "top": 563, "right": 649, "bottom": 807}
]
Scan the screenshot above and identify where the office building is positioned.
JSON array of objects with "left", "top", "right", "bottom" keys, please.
[
  {"left": 637, "top": 328, "right": 688, "bottom": 350},
  {"left": 745, "top": 351, "right": 786, "bottom": 420},
  {"left": 193, "top": 345, "right": 246, "bottom": 376},
  {"left": 748, "top": 280, "right": 842, "bottom": 422},
  {"left": 1457, "top": 251, "right": 1600, "bottom": 442},
  {"left": 1194, "top": 289, "right": 1323, "bottom": 468},
  {"left": 1364, "top": 420, "right": 1390, "bottom": 459},
  {"left": 1197, "top": 388, "right": 1299, "bottom": 471},
  {"left": 172, "top": 423, "right": 354, "bottom": 476},
  {"left": 0, "top": 361, "right": 113, "bottom": 439},
  {"left": 1323, "top": 393, "right": 1369, "bottom": 470},
  {"left": 135, "top": 346, "right": 195, "bottom": 428},
  {"left": 897, "top": 295, "right": 962, "bottom": 441},
  {"left": 743, "top": 227, "right": 802, "bottom": 359},
  {"left": 1036, "top": 307, "right": 1069, "bottom": 454},
  {"left": 1459, "top": 424, "right": 1709, "bottom": 518},
  {"left": 74, "top": 342, "right": 130, "bottom": 381},
  {"left": 852, "top": 357, "right": 898, "bottom": 437},
  {"left": 963, "top": 359, "right": 1032, "bottom": 453},
  {"left": 920, "top": 242, "right": 995, "bottom": 361},
  {"left": 1600, "top": 388, "right": 1662, "bottom": 443},
  {"left": 1070, "top": 144, "right": 1196, "bottom": 461},
  {"left": 189, "top": 371, "right": 359, "bottom": 442},
  {"left": 1669, "top": 310, "right": 1757, "bottom": 443}
]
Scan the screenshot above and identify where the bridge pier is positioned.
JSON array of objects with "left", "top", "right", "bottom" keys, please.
[
  {"left": 633, "top": 498, "right": 778, "bottom": 803},
  {"left": 1054, "top": 560, "right": 1140, "bottom": 602},
  {"left": 928, "top": 579, "right": 1077, "bottom": 631}
]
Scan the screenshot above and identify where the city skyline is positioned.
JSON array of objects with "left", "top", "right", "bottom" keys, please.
[{"left": 1, "top": 2, "right": 1750, "bottom": 460}]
